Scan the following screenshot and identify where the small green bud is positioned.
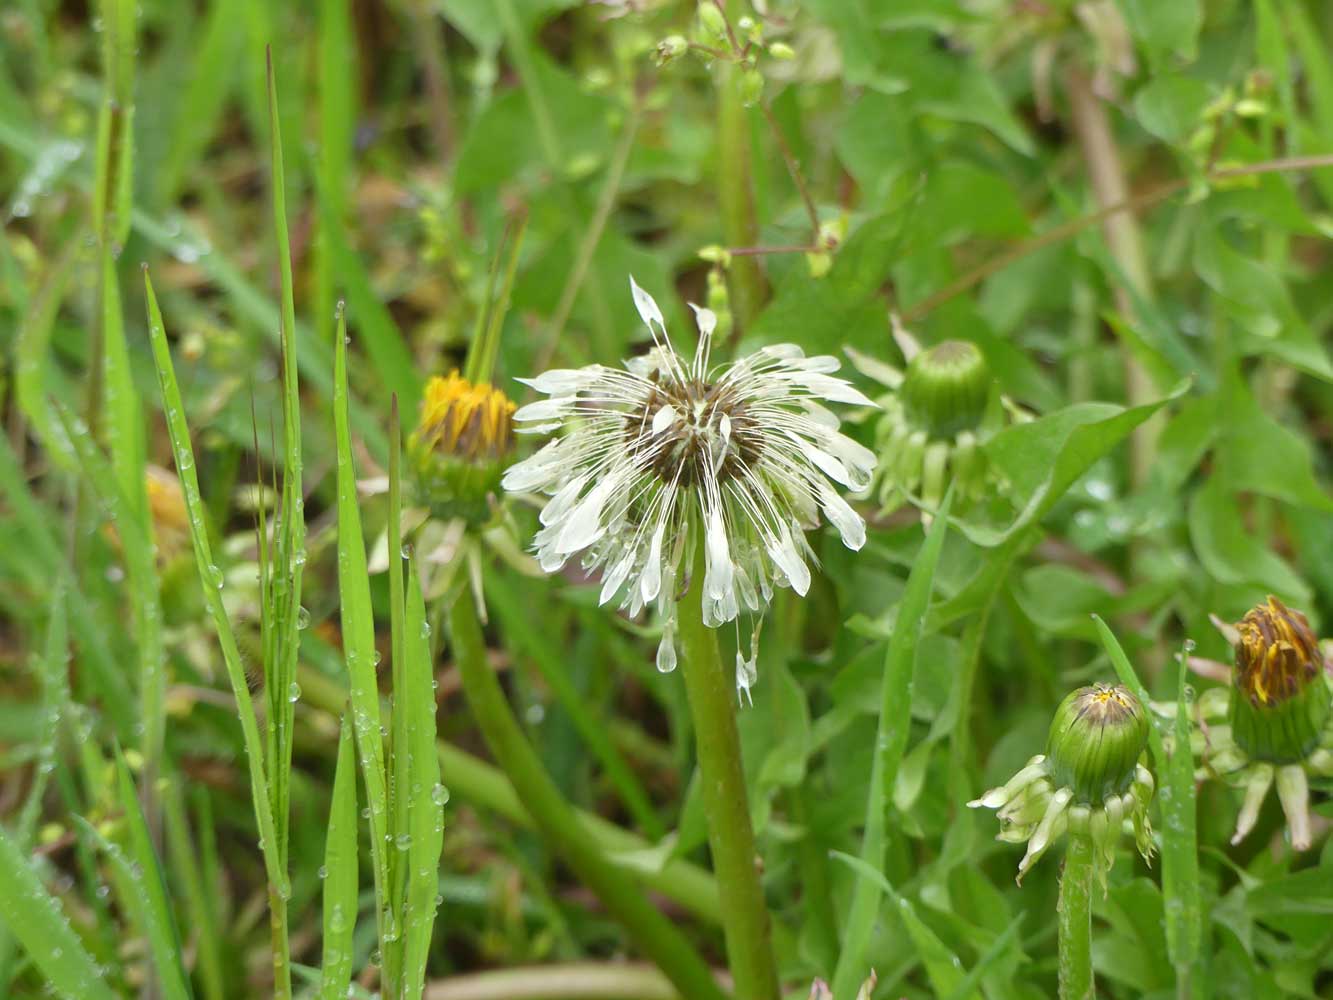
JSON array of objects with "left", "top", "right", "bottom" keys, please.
[
  {"left": 697, "top": 244, "right": 732, "bottom": 265},
  {"left": 1045, "top": 684, "right": 1149, "bottom": 805},
  {"left": 655, "top": 34, "right": 688, "bottom": 66},
  {"left": 697, "top": 2, "right": 728, "bottom": 44},
  {"left": 900, "top": 339, "right": 991, "bottom": 439},
  {"left": 740, "top": 67, "right": 764, "bottom": 107},
  {"left": 768, "top": 41, "right": 795, "bottom": 60}
]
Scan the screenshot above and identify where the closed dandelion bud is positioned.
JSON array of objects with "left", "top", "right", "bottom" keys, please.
[
  {"left": 900, "top": 340, "right": 990, "bottom": 439},
  {"left": 1229, "top": 596, "right": 1331, "bottom": 764},
  {"left": 408, "top": 372, "right": 516, "bottom": 523},
  {"left": 866, "top": 333, "right": 1002, "bottom": 520},
  {"left": 971, "top": 683, "right": 1154, "bottom": 884},
  {"left": 1046, "top": 684, "right": 1150, "bottom": 804}
]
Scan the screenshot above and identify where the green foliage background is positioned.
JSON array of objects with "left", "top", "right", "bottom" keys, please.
[{"left": 2, "top": 0, "right": 1333, "bottom": 997}]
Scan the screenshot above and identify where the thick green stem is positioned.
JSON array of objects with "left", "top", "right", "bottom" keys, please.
[
  {"left": 447, "top": 585, "right": 727, "bottom": 1000},
  {"left": 676, "top": 550, "right": 781, "bottom": 1000},
  {"left": 1058, "top": 836, "right": 1095, "bottom": 1000}
]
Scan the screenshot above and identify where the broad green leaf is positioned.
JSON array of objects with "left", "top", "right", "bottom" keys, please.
[
  {"left": 1193, "top": 224, "right": 1333, "bottom": 381},
  {"left": 1118, "top": 0, "right": 1201, "bottom": 66},
  {"left": 962, "top": 384, "right": 1188, "bottom": 546},
  {"left": 1187, "top": 476, "right": 1311, "bottom": 604},
  {"left": 319, "top": 713, "right": 359, "bottom": 1000},
  {"left": 1134, "top": 75, "right": 1211, "bottom": 142},
  {"left": 0, "top": 824, "right": 117, "bottom": 1000},
  {"left": 1219, "top": 376, "right": 1333, "bottom": 512}
]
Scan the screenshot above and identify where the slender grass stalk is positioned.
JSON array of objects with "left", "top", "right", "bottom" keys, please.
[
  {"left": 447, "top": 582, "right": 728, "bottom": 1000},
  {"left": 1057, "top": 835, "right": 1095, "bottom": 1000},
  {"left": 675, "top": 545, "right": 779, "bottom": 1000}
]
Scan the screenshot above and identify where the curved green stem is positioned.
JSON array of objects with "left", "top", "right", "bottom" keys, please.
[
  {"left": 676, "top": 550, "right": 780, "bottom": 1000},
  {"left": 1058, "top": 836, "right": 1095, "bottom": 1000},
  {"left": 447, "top": 584, "right": 727, "bottom": 1000}
]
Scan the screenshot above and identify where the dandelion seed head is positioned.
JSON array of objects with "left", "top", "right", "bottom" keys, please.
[{"left": 504, "top": 277, "right": 876, "bottom": 693}]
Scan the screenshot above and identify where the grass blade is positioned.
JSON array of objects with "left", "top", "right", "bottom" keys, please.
[
  {"left": 0, "top": 824, "right": 116, "bottom": 1000},
  {"left": 143, "top": 267, "right": 289, "bottom": 900},
  {"left": 1093, "top": 619, "right": 1201, "bottom": 983},
  {"left": 386, "top": 396, "right": 409, "bottom": 990},
  {"left": 333, "top": 303, "right": 392, "bottom": 947},
  {"left": 831, "top": 491, "right": 952, "bottom": 999},
  {"left": 106, "top": 755, "right": 193, "bottom": 1000},
  {"left": 401, "top": 559, "right": 445, "bottom": 996},
  {"left": 163, "top": 781, "right": 227, "bottom": 1000},
  {"left": 319, "top": 711, "right": 360, "bottom": 1000}
]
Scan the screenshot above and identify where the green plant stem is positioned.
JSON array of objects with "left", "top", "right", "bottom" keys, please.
[
  {"left": 268, "top": 886, "right": 292, "bottom": 1000},
  {"left": 1058, "top": 836, "right": 1095, "bottom": 1000},
  {"left": 676, "top": 548, "right": 780, "bottom": 1000},
  {"left": 447, "top": 584, "right": 728, "bottom": 1000},
  {"left": 716, "top": 3, "right": 765, "bottom": 327}
]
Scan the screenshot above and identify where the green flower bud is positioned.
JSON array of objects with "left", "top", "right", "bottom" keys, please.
[
  {"left": 697, "top": 2, "right": 728, "bottom": 44},
  {"left": 1228, "top": 596, "right": 1332, "bottom": 764},
  {"left": 655, "top": 34, "right": 688, "bottom": 66},
  {"left": 900, "top": 340, "right": 991, "bottom": 439},
  {"left": 768, "top": 41, "right": 795, "bottom": 60},
  {"left": 1046, "top": 684, "right": 1150, "bottom": 805},
  {"left": 740, "top": 68, "right": 764, "bottom": 107}
]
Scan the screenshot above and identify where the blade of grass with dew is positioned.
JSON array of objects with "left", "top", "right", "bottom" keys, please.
[
  {"left": 0, "top": 584, "right": 72, "bottom": 985},
  {"left": 831, "top": 851, "right": 975, "bottom": 998},
  {"left": 1094, "top": 618, "right": 1200, "bottom": 985},
  {"left": 465, "top": 211, "right": 526, "bottom": 387},
  {"left": 92, "top": 0, "right": 134, "bottom": 249},
  {"left": 16, "top": 582, "right": 70, "bottom": 847},
  {"left": 0, "top": 435, "right": 134, "bottom": 738},
  {"left": 0, "top": 824, "right": 117, "bottom": 1000},
  {"left": 386, "top": 396, "right": 410, "bottom": 991},
  {"left": 315, "top": 0, "right": 355, "bottom": 348},
  {"left": 831, "top": 491, "right": 952, "bottom": 1000},
  {"left": 109, "top": 754, "right": 193, "bottom": 1000},
  {"left": 402, "top": 559, "right": 445, "bottom": 997},
  {"left": 264, "top": 47, "right": 306, "bottom": 884},
  {"left": 143, "top": 269, "right": 289, "bottom": 900},
  {"left": 333, "top": 303, "right": 393, "bottom": 950},
  {"left": 319, "top": 711, "right": 359, "bottom": 1000},
  {"left": 486, "top": 573, "right": 664, "bottom": 838},
  {"left": 163, "top": 781, "right": 227, "bottom": 1000},
  {"left": 15, "top": 237, "right": 79, "bottom": 472},
  {"left": 386, "top": 394, "right": 410, "bottom": 992}
]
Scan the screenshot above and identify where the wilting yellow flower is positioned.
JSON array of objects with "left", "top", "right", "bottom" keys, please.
[
  {"left": 1189, "top": 596, "right": 1333, "bottom": 850},
  {"left": 410, "top": 371, "right": 516, "bottom": 464}
]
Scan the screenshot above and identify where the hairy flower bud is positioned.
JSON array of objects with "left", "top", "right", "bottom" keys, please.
[
  {"left": 1229, "top": 596, "right": 1331, "bottom": 764},
  {"left": 1046, "top": 684, "right": 1150, "bottom": 804}
]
